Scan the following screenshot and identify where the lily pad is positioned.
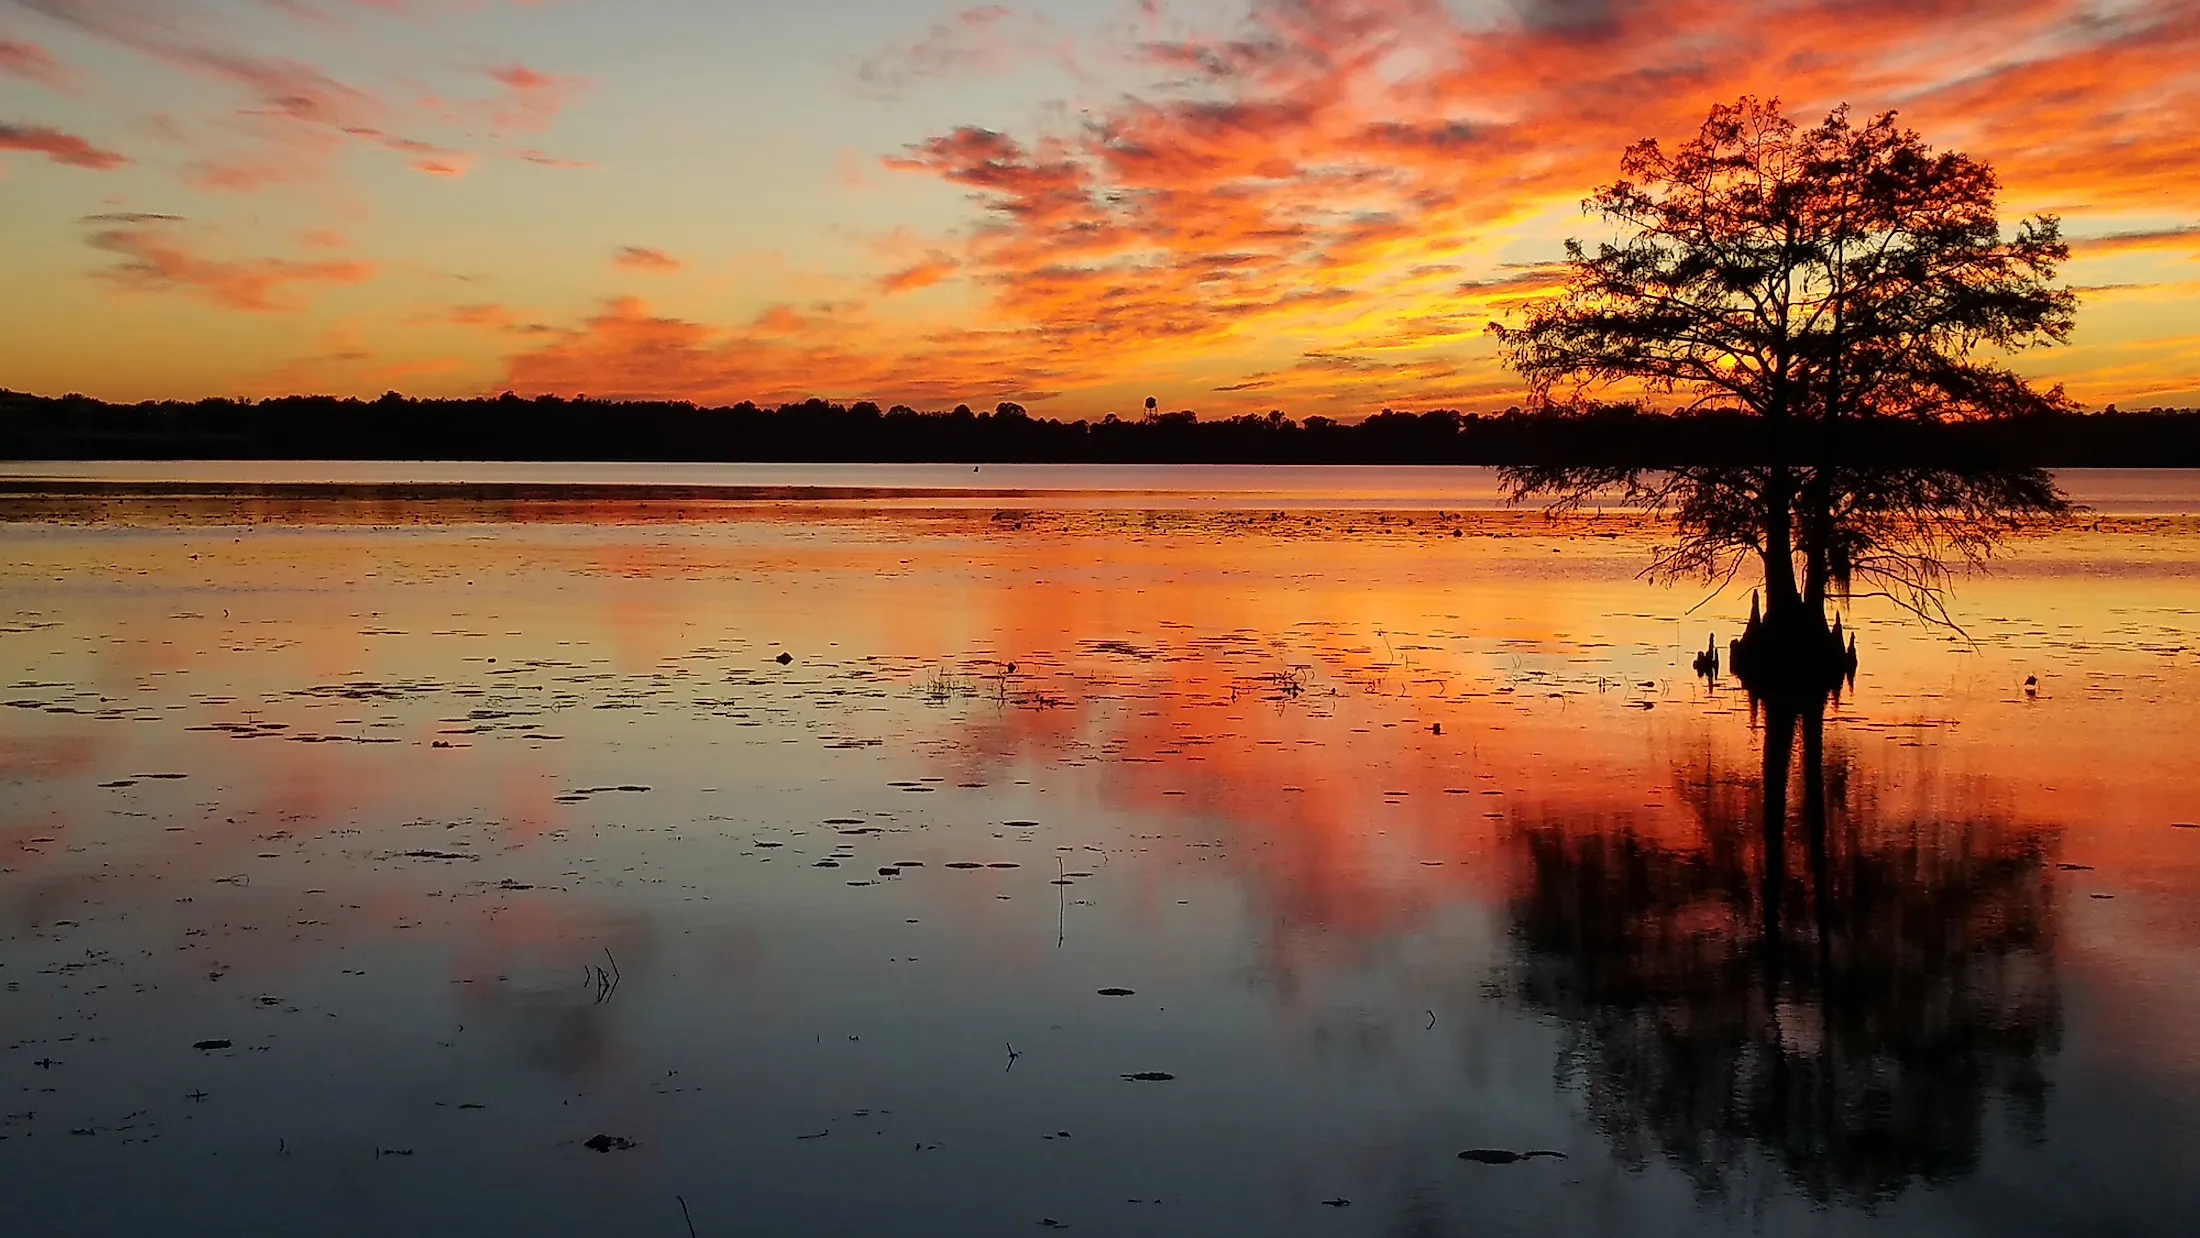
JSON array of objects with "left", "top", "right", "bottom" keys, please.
[{"left": 583, "top": 1134, "right": 637, "bottom": 1152}]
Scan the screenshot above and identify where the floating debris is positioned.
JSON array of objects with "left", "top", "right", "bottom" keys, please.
[
  {"left": 583, "top": 1134, "right": 637, "bottom": 1153},
  {"left": 1097, "top": 989, "right": 1136, "bottom": 997},
  {"left": 1121, "top": 1072, "right": 1175, "bottom": 1082},
  {"left": 192, "top": 1040, "right": 233, "bottom": 1051},
  {"left": 1458, "top": 1149, "right": 1567, "bottom": 1164}
]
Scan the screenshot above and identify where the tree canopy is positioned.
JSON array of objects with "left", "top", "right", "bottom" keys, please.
[
  {"left": 1493, "top": 99, "right": 2077, "bottom": 680},
  {"left": 1496, "top": 98, "right": 2075, "bottom": 425}
]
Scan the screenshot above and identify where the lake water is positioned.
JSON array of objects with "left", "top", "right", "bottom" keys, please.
[
  {"left": 2, "top": 468, "right": 2197, "bottom": 1236},
  {"left": 5, "top": 462, "right": 2199, "bottom": 514}
]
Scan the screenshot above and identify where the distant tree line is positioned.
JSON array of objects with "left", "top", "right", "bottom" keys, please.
[{"left": 3, "top": 388, "right": 2197, "bottom": 466}]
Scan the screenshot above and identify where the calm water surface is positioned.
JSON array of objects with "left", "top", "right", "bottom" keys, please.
[
  {"left": 5, "top": 462, "right": 2198, "bottom": 514},
  {"left": 2, "top": 469, "right": 2198, "bottom": 1236}
]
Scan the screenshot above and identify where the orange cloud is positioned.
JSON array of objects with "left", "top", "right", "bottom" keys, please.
[
  {"left": 87, "top": 222, "right": 374, "bottom": 311},
  {"left": 447, "top": 302, "right": 518, "bottom": 329},
  {"left": 879, "top": 252, "right": 959, "bottom": 294},
  {"left": 613, "top": 246, "right": 682, "bottom": 273},
  {"left": 503, "top": 296, "right": 1084, "bottom": 407},
  {"left": 497, "top": 0, "right": 2200, "bottom": 414},
  {"left": 0, "top": 120, "right": 123, "bottom": 168}
]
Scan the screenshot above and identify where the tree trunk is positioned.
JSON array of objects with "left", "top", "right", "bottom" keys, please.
[
  {"left": 1761, "top": 464, "right": 1804, "bottom": 622},
  {"left": 1736, "top": 466, "right": 1849, "bottom": 701}
]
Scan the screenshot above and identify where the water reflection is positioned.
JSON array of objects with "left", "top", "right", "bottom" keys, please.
[
  {"left": 3, "top": 503, "right": 2196, "bottom": 1236},
  {"left": 1507, "top": 695, "right": 2063, "bottom": 1203}
]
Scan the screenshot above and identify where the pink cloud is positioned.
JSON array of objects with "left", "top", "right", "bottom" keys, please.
[
  {"left": 0, "top": 121, "right": 124, "bottom": 168},
  {"left": 481, "top": 61, "right": 585, "bottom": 132},
  {"left": 14, "top": 1, "right": 586, "bottom": 188},
  {"left": 0, "top": 35, "right": 74, "bottom": 88},
  {"left": 487, "top": 62, "right": 555, "bottom": 91}
]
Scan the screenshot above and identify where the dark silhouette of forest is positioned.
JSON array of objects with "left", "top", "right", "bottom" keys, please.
[{"left": 4, "top": 388, "right": 2196, "bottom": 465}]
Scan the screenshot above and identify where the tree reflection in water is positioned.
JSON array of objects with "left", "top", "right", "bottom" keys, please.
[{"left": 1506, "top": 698, "right": 2062, "bottom": 1204}]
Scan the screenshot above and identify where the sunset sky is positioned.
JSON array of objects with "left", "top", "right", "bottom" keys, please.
[{"left": 3, "top": 0, "right": 2198, "bottom": 417}]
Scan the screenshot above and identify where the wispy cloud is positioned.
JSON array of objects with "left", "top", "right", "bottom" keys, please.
[
  {"left": 0, "top": 32, "right": 72, "bottom": 86},
  {"left": 613, "top": 245, "right": 681, "bottom": 273},
  {"left": 86, "top": 218, "right": 374, "bottom": 310},
  {"left": 2069, "top": 225, "right": 2200, "bottom": 258},
  {"left": 479, "top": 61, "right": 585, "bottom": 132},
  {"left": 502, "top": 296, "right": 1082, "bottom": 408},
  {"left": 854, "top": 5, "right": 1088, "bottom": 100},
  {"left": 5, "top": 0, "right": 587, "bottom": 186},
  {"left": 1, "top": 120, "right": 123, "bottom": 167},
  {"left": 515, "top": 146, "right": 590, "bottom": 169},
  {"left": 879, "top": 252, "right": 960, "bottom": 295}
]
